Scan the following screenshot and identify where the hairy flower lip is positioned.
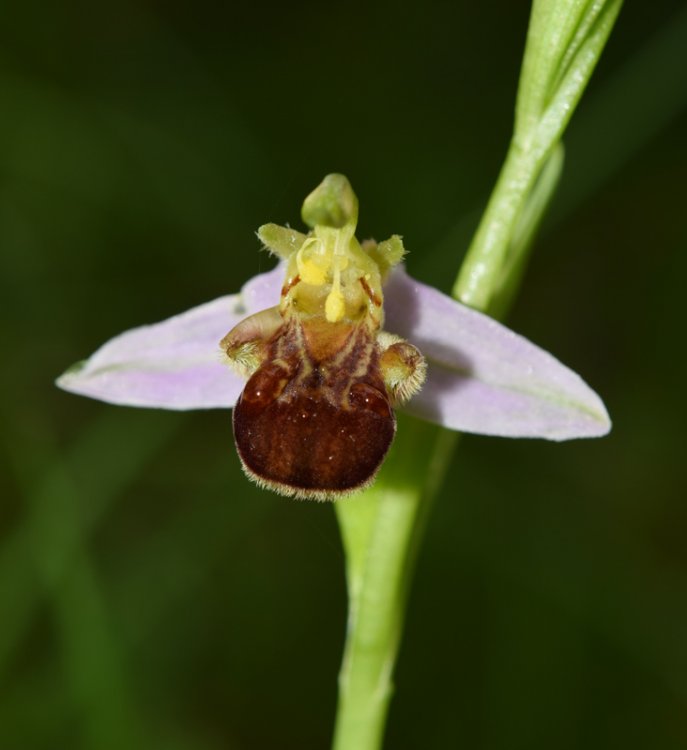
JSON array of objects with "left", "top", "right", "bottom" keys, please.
[{"left": 56, "top": 263, "right": 611, "bottom": 441}]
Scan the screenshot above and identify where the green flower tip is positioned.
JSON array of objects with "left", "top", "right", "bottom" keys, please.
[{"left": 301, "top": 173, "right": 359, "bottom": 230}]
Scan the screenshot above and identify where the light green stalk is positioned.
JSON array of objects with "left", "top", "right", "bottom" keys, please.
[
  {"left": 331, "top": 2, "right": 623, "bottom": 749},
  {"left": 332, "top": 423, "right": 455, "bottom": 750},
  {"left": 454, "top": 0, "right": 623, "bottom": 310}
]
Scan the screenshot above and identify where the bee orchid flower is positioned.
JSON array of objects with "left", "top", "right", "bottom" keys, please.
[{"left": 57, "top": 175, "right": 610, "bottom": 498}]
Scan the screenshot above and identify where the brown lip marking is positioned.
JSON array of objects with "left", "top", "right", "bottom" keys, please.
[
  {"left": 232, "top": 319, "right": 395, "bottom": 500},
  {"left": 234, "top": 383, "right": 395, "bottom": 500},
  {"left": 359, "top": 276, "right": 381, "bottom": 307},
  {"left": 281, "top": 274, "right": 301, "bottom": 297}
]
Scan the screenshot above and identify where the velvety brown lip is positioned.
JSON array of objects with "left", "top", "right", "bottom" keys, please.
[{"left": 233, "top": 320, "right": 396, "bottom": 499}]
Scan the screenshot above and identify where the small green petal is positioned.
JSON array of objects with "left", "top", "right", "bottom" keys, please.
[
  {"left": 368, "top": 235, "right": 406, "bottom": 278},
  {"left": 257, "top": 223, "right": 307, "bottom": 260}
]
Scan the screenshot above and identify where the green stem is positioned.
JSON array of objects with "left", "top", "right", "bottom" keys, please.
[
  {"left": 331, "top": 3, "right": 623, "bottom": 747},
  {"left": 330, "top": 135, "right": 563, "bottom": 750},
  {"left": 330, "top": 126, "right": 560, "bottom": 750},
  {"left": 452, "top": 137, "right": 546, "bottom": 310},
  {"left": 454, "top": 0, "right": 623, "bottom": 310},
  {"left": 332, "top": 422, "right": 456, "bottom": 750}
]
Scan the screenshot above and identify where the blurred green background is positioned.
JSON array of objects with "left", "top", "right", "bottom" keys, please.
[{"left": 2, "top": 1, "right": 686, "bottom": 748}]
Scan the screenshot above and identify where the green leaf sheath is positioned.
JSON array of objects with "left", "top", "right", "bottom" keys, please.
[
  {"left": 332, "top": 3, "right": 623, "bottom": 750},
  {"left": 454, "top": 0, "right": 623, "bottom": 310}
]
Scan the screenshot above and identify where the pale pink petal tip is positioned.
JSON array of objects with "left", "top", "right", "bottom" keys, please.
[
  {"left": 56, "top": 265, "right": 284, "bottom": 410},
  {"left": 384, "top": 268, "right": 611, "bottom": 441}
]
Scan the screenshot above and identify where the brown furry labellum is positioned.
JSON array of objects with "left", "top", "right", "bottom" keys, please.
[
  {"left": 222, "top": 285, "right": 425, "bottom": 501},
  {"left": 220, "top": 176, "right": 426, "bottom": 500}
]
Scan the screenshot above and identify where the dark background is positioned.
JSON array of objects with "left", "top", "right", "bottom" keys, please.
[{"left": 2, "top": 1, "right": 686, "bottom": 748}]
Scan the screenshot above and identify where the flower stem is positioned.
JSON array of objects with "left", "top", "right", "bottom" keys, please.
[
  {"left": 331, "top": 3, "right": 623, "bottom": 747},
  {"left": 452, "top": 139, "right": 545, "bottom": 310},
  {"left": 454, "top": 0, "right": 623, "bottom": 310},
  {"left": 332, "top": 421, "right": 456, "bottom": 750}
]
